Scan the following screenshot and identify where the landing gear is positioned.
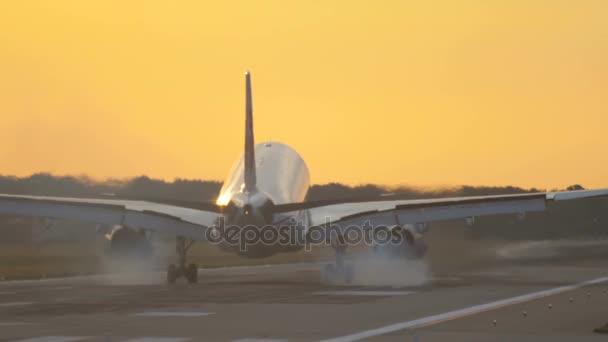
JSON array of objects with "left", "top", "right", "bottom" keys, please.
[
  {"left": 321, "top": 239, "right": 354, "bottom": 284},
  {"left": 167, "top": 236, "right": 198, "bottom": 284}
]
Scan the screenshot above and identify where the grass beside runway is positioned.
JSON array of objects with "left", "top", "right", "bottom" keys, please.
[
  {"left": 0, "top": 240, "right": 334, "bottom": 280},
  {"left": 0, "top": 243, "right": 102, "bottom": 280}
]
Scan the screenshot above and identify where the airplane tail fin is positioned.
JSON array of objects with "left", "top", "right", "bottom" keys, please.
[{"left": 244, "top": 71, "right": 256, "bottom": 193}]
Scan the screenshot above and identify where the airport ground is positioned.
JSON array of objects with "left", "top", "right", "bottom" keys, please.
[{"left": 2, "top": 227, "right": 608, "bottom": 341}]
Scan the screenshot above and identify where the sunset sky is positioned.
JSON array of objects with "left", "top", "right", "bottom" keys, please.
[{"left": 1, "top": 1, "right": 607, "bottom": 189}]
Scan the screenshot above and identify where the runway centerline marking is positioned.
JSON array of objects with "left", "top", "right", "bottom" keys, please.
[
  {"left": 314, "top": 290, "right": 415, "bottom": 297},
  {"left": 12, "top": 337, "right": 89, "bottom": 342},
  {"left": 122, "top": 338, "right": 190, "bottom": 342},
  {"left": 0, "top": 301, "right": 34, "bottom": 307},
  {"left": 319, "top": 275, "right": 608, "bottom": 342},
  {"left": 134, "top": 311, "right": 214, "bottom": 317},
  {"left": 0, "top": 322, "right": 41, "bottom": 326},
  {"left": 46, "top": 286, "right": 73, "bottom": 291},
  {"left": 232, "top": 339, "right": 287, "bottom": 342}
]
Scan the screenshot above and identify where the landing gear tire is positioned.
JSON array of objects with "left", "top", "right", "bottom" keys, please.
[
  {"left": 186, "top": 263, "right": 198, "bottom": 284},
  {"left": 167, "top": 264, "right": 178, "bottom": 284},
  {"left": 343, "top": 264, "right": 354, "bottom": 283},
  {"left": 166, "top": 236, "right": 198, "bottom": 284},
  {"left": 321, "top": 236, "right": 354, "bottom": 284},
  {"left": 321, "top": 264, "right": 335, "bottom": 283}
]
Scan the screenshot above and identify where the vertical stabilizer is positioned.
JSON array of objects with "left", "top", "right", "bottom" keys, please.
[{"left": 244, "top": 71, "right": 256, "bottom": 193}]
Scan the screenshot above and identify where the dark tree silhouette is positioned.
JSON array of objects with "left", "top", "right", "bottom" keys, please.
[
  {"left": 566, "top": 184, "right": 585, "bottom": 191},
  {"left": 0, "top": 173, "right": 557, "bottom": 204}
]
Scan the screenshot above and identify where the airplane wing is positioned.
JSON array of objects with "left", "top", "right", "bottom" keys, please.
[
  {"left": 274, "top": 189, "right": 608, "bottom": 231},
  {"left": 0, "top": 194, "right": 221, "bottom": 241}
]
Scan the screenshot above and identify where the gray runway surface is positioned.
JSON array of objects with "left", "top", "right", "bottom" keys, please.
[{"left": 1, "top": 258, "right": 608, "bottom": 341}]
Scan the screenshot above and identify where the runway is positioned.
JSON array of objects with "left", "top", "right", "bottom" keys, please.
[{"left": 1, "top": 258, "right": 608, "bottom": 341}]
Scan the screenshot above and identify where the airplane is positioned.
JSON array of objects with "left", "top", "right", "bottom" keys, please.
[{"left": 2, "top": 71, "right": 608, "bottom": 284}]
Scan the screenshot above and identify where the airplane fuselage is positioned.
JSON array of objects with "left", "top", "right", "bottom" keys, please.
[
  {"left": 214, "top": 142, "right": 310, "bottom": 257},
  {"left": 217, "top": 142, "right": 310, "bottom": 207}
]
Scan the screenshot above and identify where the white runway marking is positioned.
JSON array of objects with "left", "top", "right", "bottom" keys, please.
[
  {"left": 0, "top": 322, "right": 40, "bottom": 326},
  {"left": 232, "top": 339, "right": 287, "bottom": 342},
  {"left": 432, "top": 276, "right": 462, "bottom": 281},
  {"left": 314, "top": 290, "right": 415, "bottom": 297},
  {"left": 320, "top": 276, "right": 608, "bottom": 342},
  {"left": 12, "top": 337, "right": 88, "bottom": 342},
  {"left": 46, "top": 286, "right": 73, "bottom": 291},
  {"left": 134, "top": 311, "right": 214, "bottom": 317},
  {"left": 0, "top": 301, "right": 34, "bottom": 307},
  {"left": 122, "top": 338, "right": 189, "bottom": 342}
]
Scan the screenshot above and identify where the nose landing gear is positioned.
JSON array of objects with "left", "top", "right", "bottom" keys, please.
[{"left": 167, "top": 236, "right": 198, "bottom": 284}]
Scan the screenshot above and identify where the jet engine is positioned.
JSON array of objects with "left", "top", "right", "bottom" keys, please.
[
  {"left": 372, "top": 224, "right": 428, "bottom": 259},
  {"left": 104, "top": 225, "right": 152, "bottom": 257}
]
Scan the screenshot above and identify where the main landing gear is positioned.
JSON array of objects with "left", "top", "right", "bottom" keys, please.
[
  {"left": 167, "top": 236, "right": 198, "bottom": 284},
  {"left": 321, "top": 238, "right": 354, "bottom": 284}
]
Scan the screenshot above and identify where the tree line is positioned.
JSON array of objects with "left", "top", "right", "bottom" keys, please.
[{"left": 0, "top": 172, "right": 570, "bottom": 203}]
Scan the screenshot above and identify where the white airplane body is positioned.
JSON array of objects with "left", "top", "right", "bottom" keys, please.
[
  {"left": 2, "top": 71, "right": 608, "bottom": 283},
  {"left": 218, "top": 142, "right": 310, "bottom": 208}
]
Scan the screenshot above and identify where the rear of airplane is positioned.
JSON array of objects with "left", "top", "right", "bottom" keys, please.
[
  {"left": 212, "top": 71, "right": 310, "bottom": 257},
  {"left": 216, "top": 72, "right": 310, "bottom": 209}
]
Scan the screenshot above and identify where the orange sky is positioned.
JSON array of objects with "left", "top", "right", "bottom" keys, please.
[{"left": 1, "top": 1, "right": 607, "bottom": 189}]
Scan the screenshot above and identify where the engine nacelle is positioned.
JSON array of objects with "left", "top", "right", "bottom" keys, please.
[
  {"left": 372, "top": 224, "right": 428, "bottom": 259},
  {"left": 104, "top": 225, "right": 152, "bottom": 257}
]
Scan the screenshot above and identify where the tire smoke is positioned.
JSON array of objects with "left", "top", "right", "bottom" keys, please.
[{"left": 341, "top": 252, "right": 431, "bottom": 287}]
